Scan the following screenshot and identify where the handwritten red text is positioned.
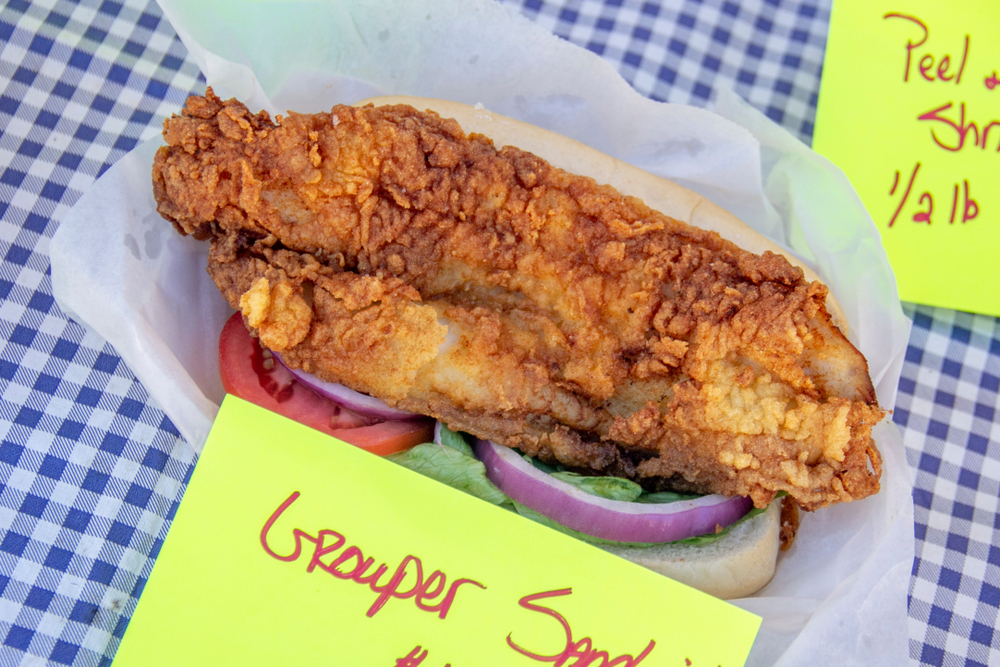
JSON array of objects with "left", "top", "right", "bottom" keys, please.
[
  {"left": 880, "top": 12, "right": 992, "bottom": 227},
  {"left": 260, "top": 492, "right": 485, "bottom": 619},
  {"left": 396, "top": 646, "right": 429, "bottom": 666},
  {"left": 506, "top": 589, "right": 655, "bottom": 666},
  {"left": 392, "top": 645, "right": 452, "bottom": 666},
  {"left": 888, "top": 162, "right": 979, "bottom": 227},
  {"left": 883, "top": 13, "right": 969, "bottom": 84},
  {"left": 917, "top": 102, "right": 1000, "bottom": 152}
]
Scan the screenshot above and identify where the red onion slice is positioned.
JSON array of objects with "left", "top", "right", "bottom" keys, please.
[
  {"left": 474, "top": 439, "right": 753, "bottom": 543},
  {"left": 272, "top": 352, "right": 419, "bottom": 421}
]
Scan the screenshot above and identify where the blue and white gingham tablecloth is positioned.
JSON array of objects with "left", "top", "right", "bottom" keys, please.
[{"left": 0, "top": 1, "right": 998, "bottom": 665}]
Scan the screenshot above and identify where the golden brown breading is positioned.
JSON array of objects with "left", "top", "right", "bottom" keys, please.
[
  {"left": 153, "top": 89, "right": 885, "bottom": 510},
  {"left": 779, "top": 496, "right": 800, "bottom": 551}
]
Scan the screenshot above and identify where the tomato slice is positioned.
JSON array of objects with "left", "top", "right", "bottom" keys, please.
[{"left": 219, "top": 312, "right": 433, "bottom": 456}]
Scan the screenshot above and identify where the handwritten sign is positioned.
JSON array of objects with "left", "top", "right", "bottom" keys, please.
[
  {"left": 813, "top": 0, "right": 1000, "bottom": 316},
  {"left": 112, "top": 396, "right": 760, "bottom": 666}
]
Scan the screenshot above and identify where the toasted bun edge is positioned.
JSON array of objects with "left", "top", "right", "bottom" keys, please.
[{"left": 601, "top": 500, "right": 781, "bottom": 599}]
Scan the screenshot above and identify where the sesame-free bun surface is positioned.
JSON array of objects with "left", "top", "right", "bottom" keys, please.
[{"left": 603, "top": 500, "right": 781, "bottom": 599}]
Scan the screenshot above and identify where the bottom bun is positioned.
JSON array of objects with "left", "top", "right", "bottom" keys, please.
[{"left": 602, "top": 501, "right": 780, "bottom": 599}]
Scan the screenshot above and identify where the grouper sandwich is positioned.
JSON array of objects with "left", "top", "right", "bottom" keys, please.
[{"left": 152, "top": 89, "right": 884, "bottom": 598}]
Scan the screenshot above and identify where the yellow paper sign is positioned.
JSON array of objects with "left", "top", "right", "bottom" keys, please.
[
  {"left": 813, "top": 0, "right": 1000, "bottom": 316},
  {"left": 113, "top": 396, "right": 760, "bottom": 666}
]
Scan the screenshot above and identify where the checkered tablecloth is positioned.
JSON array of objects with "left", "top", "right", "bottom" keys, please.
[{"left": 0, "top": 1, "right": 996, "bottom": 665}]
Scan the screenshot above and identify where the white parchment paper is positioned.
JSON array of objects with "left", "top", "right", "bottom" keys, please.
[{"left": 49, "top": 1, "right": 914, "bottom": 665}]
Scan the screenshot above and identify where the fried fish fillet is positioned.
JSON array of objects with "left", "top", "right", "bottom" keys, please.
[{"left": 153, "top": 89, "right": 884, "bottom": 511}]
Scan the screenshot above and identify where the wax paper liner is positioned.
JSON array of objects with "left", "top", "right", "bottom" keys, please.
[{"left": 49, "top": 1, "right": 914, "bottom": 665}]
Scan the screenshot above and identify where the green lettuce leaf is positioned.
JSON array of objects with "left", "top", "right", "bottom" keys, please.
[
  {"left": 523, "top": 454, "right": 696, "bottom": 505},
  {"left": 436, "top": 423, "right": 475, "bottom": 457},
  {"left": 635, "top": 490, "right": 701, "bottom": 504},
  {"left": 548, "top": 471, "right": 644, "bottom": 502},
  {"left": 388, "top": 440, "right": 508, "bottom": 506},
  {"left": 390, "top": 428, "right": 770, "bottom": 548}
]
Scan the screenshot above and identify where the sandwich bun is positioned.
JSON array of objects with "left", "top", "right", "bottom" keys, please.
[{"left": 603, "top": 501, "right": 781, "bottom": 599}]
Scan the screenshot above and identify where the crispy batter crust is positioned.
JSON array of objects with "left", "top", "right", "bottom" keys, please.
[
  {"left": 153, "top": 89, "right": 885, "bottom": 510},
  {"left": 779, "top": 496, "right": 801, "bottom": 551}
]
